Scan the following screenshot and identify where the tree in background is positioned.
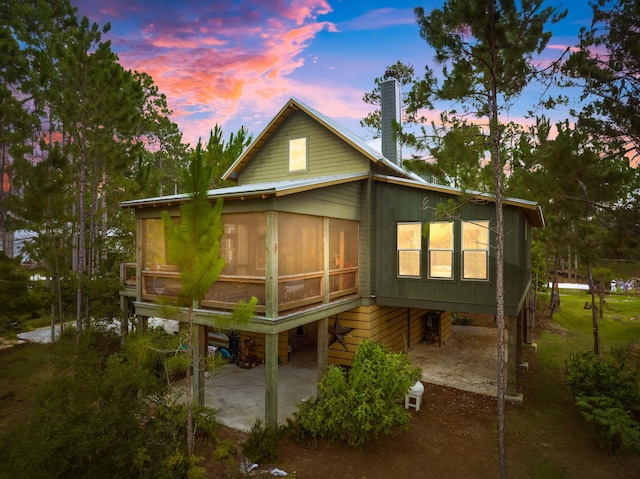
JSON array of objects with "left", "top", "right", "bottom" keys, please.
[
  {"left": 511, "top": 117, "right": 636, "bottom": 352},
  {"left": 406, "top": 1, "right": 566, "bottom": 476},
  {"left": 8, "top": 146, "right": 74, "bottom": 339},
  {"left": 3, "top": 0, "right": 184, "bottom": 332},
  {"left": 563, "top": 0, "right": 640, "bottom": 253},
  {"left": 203, "top": 124, "right": 253, "bottom": 189},
  {"left": 564, "top": 0, "right": 640, "bottom": 161}
]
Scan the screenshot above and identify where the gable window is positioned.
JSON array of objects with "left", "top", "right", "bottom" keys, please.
[
  {"left": 462, "top": 220, "right": 490, "bottom": 280},
  {"left": 288, "top": 137, "right": 307, "bottom": 172},
  {"left": 428, "top": 221, "right": 453, "bottom": 279},
  {"left": 397, "top": 222, "right": 421, "bottom": 277}
]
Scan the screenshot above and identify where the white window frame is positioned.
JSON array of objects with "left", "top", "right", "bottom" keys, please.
[
  {"left": 288, "top": 137, "right": 307, "bottom": 172},
  {"left": 397, "top": 222, "right": 422, "bottom": 278},
  {"left": 461, "top": 220, "right": 490, "bottom": 281},
  {"left": 428, "top": 221, "right": 454, "bottom": 280}
]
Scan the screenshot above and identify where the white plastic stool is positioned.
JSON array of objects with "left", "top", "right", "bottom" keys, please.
[{"left": 405, "top": 380, "right": 425, "bottom": 411}]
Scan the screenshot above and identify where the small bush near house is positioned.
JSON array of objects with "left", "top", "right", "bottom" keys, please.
[
  {"left": 565, "top": 350, "right": 640, "bottom": 451},
  {"left": 291, "top": 339, "right": 422, "bottom": 447},
  {"left": 242, "top": 419, "right": 285, "bottom": 463}
]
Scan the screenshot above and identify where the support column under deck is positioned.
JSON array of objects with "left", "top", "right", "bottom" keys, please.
[
  {"left": 265, "top": 332, "right": 279, "bottom": 428},
  {"left": 193, "top": 323, "right": 207, "bottom": 407},
  {"left": 507, "top": 316, "right": 518, "bottom": 399},
  {"left": 317, "top": 317, "right": 328, "bottom": 388}
]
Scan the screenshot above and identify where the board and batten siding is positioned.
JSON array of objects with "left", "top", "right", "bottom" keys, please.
[
  {"left": 327, "top": 305, "right": 428, "bottom": 366},
  {"left": 374, "top": 181, "right": 530, "bottom": 317},
  {"left": 238, "top": 110, "right": 371, "bottom": 185},
  {"left": 273, "top": 182, "right": 361, "bottom": 220}
]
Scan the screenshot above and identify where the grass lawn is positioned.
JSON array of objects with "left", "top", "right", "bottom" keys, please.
[{"left": 507, "top": 289, "right": 640, "bottom": 479}]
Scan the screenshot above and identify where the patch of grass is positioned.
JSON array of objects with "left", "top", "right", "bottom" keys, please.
[
  {"left": 509, "top": 290, "right": 640, "bottom": 477},
  {"left": 544, "top": 290, "right": 640, "bottom": 358},
  {"left": 0, "top": 343, "right": 52, "bottom": 431}
]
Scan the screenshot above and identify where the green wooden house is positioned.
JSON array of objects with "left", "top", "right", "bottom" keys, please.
[{"left": 120, "top": 77, "right": 544, "bottom": 427}]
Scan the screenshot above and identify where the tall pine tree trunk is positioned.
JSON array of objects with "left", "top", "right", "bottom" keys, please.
[
  {"left": 587, "top": 260, "right": 600, "bottom": 355},
  {"left": 76, "top": 141, "right": 87, "bottom": 335},
  {"left": 186, "top": 303, "right": 195, "bottom": 455},
  {"left": 488, "top": 10, "right": 507, "bottom": 474}
]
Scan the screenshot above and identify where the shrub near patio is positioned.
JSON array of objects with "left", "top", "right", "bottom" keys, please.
[{"left": 291, "top": 339, "right": 422, "bottom": 447}]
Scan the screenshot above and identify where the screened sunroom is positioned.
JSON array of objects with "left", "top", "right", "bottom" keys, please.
[{"left": 139, "top": 210, "right": 359, "bottom": 316}]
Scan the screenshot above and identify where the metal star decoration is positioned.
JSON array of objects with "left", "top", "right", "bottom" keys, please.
[{"left": 328, "top": 316, "right": 354, "bottom": 351}]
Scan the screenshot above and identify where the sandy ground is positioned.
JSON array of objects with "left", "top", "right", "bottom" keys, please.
[{"left": 408, "top": 324, "right": 500, "bottom": 398}]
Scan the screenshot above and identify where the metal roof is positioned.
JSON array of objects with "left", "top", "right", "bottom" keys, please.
[{"left": 120, "top": 173, "right": 369, "bottom": 209}]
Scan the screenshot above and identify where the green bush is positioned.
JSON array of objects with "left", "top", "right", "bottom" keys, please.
[
  {"left": 242, "top": 419, "right": 285, "bottom": 463},
  {"left": 0, "top": 329, "right": 191, "bottom": 479},
  {"left": 565, "top": 350, "right": 640, "bottom": 451},
  {"left": 291, "top": 339, "right": 422, "bottom": 447},
  {"left": 213, "top": 438, "right": 237, "bottom": 462},
  {"left": 0, "top": 252, "right": 42, "bottom": 334},
  {"left": 576, "top": 396, "right": 640, "bottom": 451}
]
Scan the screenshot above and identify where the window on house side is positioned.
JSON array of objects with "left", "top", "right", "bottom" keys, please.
[
  {"left": 428, "top": 222, "right": 453, "bottom": 279},
  {"left": 289, "top": 137, "right": 307, "bottom": 172},
  {"left": 397, "top": 222, "right": 421, "bottom": 277},
  {"left": 462, "top": 220, "right": 489, "bottom": 280}
]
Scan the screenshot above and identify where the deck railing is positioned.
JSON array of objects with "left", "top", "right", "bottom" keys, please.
[{"left": 123, "top": 262, "right": 358, "bottom": 315}]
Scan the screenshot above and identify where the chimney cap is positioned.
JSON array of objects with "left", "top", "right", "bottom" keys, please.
[{"left": 384, "top": 68, "right": 398, "bottom": 80}]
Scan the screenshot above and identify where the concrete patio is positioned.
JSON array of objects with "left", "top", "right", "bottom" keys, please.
[{"left": 197, "top": 324, "right": 501, "bottom": 432}]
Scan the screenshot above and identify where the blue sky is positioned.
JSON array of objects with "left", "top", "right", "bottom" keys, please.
[{"left": 70, "top": 0, "right": 591, "bottom": 147}]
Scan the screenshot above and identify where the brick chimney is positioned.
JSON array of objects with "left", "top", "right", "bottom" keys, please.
[{"left": 380, "top": 69, "right": 402, "bottom": 166}]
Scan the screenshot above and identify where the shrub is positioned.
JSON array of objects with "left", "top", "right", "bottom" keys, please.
[
  {"left": 565, "top": 350, "right": 640, "bottom": 451},
  {"left": 576, "top": 396, "right": 640, "bottom": 451},
  {"left": 213, "top": 438, "right": 237, "bottom": 462},
  {"left": 292, "top": 339, "right": 422, "bottom": 447},
  {"left": 242, "top": 419, "right": 284, "bottom": 463},
  {"left": 0, "top": 329, "right": 191, "bottom": 479}
]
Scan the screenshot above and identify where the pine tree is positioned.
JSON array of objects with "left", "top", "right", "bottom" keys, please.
[{"left": 409, "top": 1, "right": 566, "bottom": 476}]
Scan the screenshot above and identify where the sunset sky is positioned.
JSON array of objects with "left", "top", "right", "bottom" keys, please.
[{"left": 70, "top": 0, "right": 590, "bottom": 148}]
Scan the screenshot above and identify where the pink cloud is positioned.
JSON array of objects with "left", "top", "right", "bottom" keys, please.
[{"left": 72, "top": 0, "right": 339, "bottom": 146}]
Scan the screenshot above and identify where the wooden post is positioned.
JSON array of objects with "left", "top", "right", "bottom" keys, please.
[
  {"left": 265, "top": 212, "right": 278, "bottom": 318},
  {"left": 265, "top": 332, "right": 279, "bottom": 428},
  {"left": 193, "top": 323, "right": 207, "bottom": 407},
  {"left": 317, "top": 317, "right": 328, "bottom": 388},
  {"left": 120, "top": 295, "right": 129, "bottom": 338},
  {"left": 507, "top": 316, "right": 517, "bottom": 397},
  {"left": 516, "top": 310, "right": 523, "bottom": 365},
  {"left": 524, "top": 288, "right": 534, "bottom": 344}
]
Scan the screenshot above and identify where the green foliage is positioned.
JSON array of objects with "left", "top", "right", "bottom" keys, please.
[
  {"left": 213, "top": 438, "right": 237, "bottom": 462},
  {"left": 162, "top": 141, "right": 226, "bottom": 304},
  {"left": 0, "top": 253, "right": 41, "bottom": 333},
  {"left": 292, "top": 339, "right": 422, "bottom": 447},
  {"left": 202, "top": 124, "right": 253, "bottom": 189},
  {"left": 576, "top": 396, "right": 640, "bottom": 452},
  {"left": 565, "top": 350, "right": 640, "bottom": 451},
  {"left": 242, "top": 419, "right": 285, "bottom": 464},
  {"left": 0, "top": 328, "right": 195, "bottom": 479}
]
